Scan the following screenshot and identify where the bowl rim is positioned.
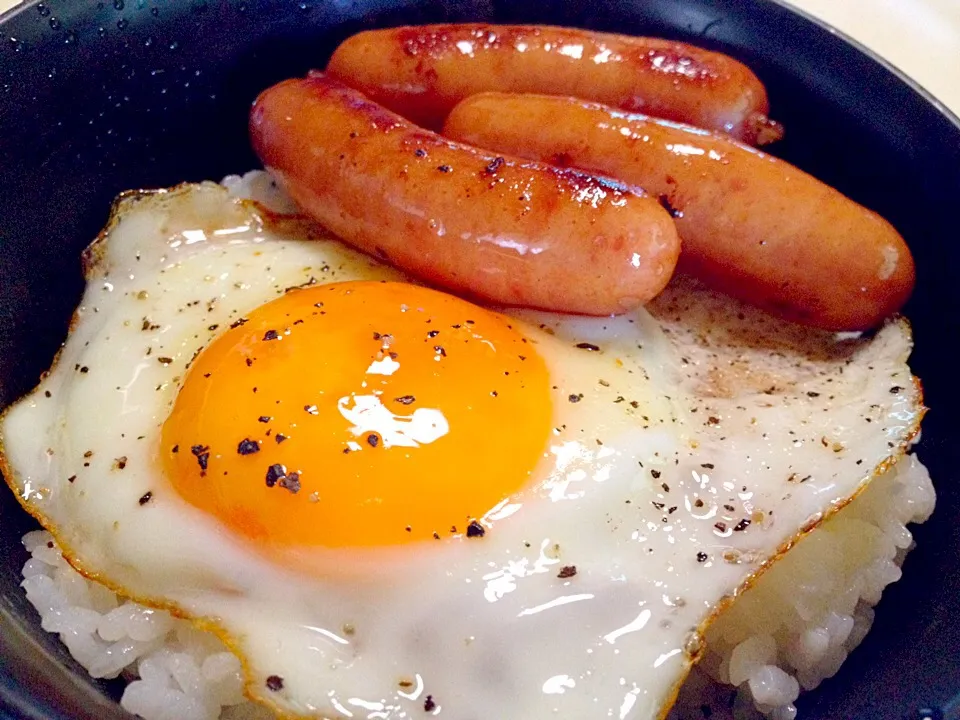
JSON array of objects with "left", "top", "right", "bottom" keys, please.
[{"left": 762, "top": 0, "right": 960, "bottom": 131}]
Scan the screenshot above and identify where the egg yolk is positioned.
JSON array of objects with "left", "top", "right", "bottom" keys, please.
[{"left": 162, "top": 281, "right": 552, "bottom": 548}]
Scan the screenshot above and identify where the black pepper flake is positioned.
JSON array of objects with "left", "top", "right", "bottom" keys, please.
[
  {"left": 237, "top": 438, "right": 260, "bottom": 455},
  {"left": 157, "top": 357, "right": 173, "bottom": 365},
  {"left": 245, "top": 358, "right": 254, "bottom": 367},
  {"left": 265, "top": 675, "right": 284, "bottom": 692},
  {"left": 427, "top": 329, "right": 440, "bottom": 339},
  {"left": 424, "top": 695, "right": 437, "bottom": 712},
  {"left": 304, "top": 404, "right": 318, "bottom": 415},
  {"left": 575, "top": 342, "right": 600, "bottom": 351},
  {"left": 557, "top": 565, "right": 577, "bottom": 579},
  {"left": 700, "top": 463, "right": 714, "bottom": 469},
  {"left": 707, "top": 416, "right": 720, "bottom": 425},
  {"left": 208, "top": 324, "right": 219, "bottom": 331},
  {"left": 139, "top": 491, "right": 153, "bottom": 505},
  {"left": 366, "top": 433, "right": 380, "bottom": 448},
  {"left": 395, "top": 395, "right": 416, "bottom": 405},
  {"left": 67, "top": 475, "right": 76, "bottom": 483},
  {"left": 661, "top": 483, "right": 670, "bottom": 492},
  {"left": 652, "top": 501, "right": 665, "bottom": 510},
  {"left": 568, "top": 393, "right": 583, "bottom": 403},
  {"left": 433, "top": 532, "right": 440, "bottom": 540},
  {"left": 465, "top": 520, "right": 485, "bottom": 538},
  {"left": 230, "top": 317, "right": 248, "bottom": 329},
  {"left": 436, "top": 164, "right": 452, "bottom": 173},
  {"left": 890, "top": 385, "right": 902, "bottom": 394},
  {"left": 434, "top": 345, "right": 446, "bottom": 357},
  {"left": 190, "top": 445, "right": 210, "bottom": 471},
  {"left": 651, "top": 469, "right": 661, "bottom": 479},
  {"left": 696, "top": 551, "right": 708, "bottom": 563},
  {"left": 265, "top": 464, "right": 286, "bottom": 488},
  {"left": 807, "top": 391, "right": 821, "bottom": 398},
  {"left": 275, "top": 433, "right": 288, "bottom": 444},
  {"left": 113, "top": 456, "right": 127, "bottom": 470},
  {"left": 714, "top": 522, "right": 727, "bottom": 532},
  {"left": 694, "top": 499, "right": 704, "bottom": 508},
  {"left": 733, "top": 519, "right": 751, "bottom": 532},
  {"left": 414, "top": 148, "right": 427, "bottom": 158},
  {"left": 171, "top": 445, "right": 179, "bottom": 453},
  {"left": 263, "top": 329, "right": 280, "bottom": 341},
  {"left": 258, "top": 416, "right": 271, "bottom": 423},
  {"left": 44, "top": 390, "right": 52, "bottom": 398},
  {"left": 279, "top": 472, "right": 301, "bottom": 494},
  {"left": 79, "top": 366, "right": 89, "bottom": 374},
  {"left": 630, "top": 400, "right": 639, "bottom": 409},
  {"left": 484, "top": 156, "right": 505, "bottom": 174}
]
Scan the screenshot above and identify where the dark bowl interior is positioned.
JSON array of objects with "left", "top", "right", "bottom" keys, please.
[{"left": 1, "top": 0, "right": 959, "bottom": 718}]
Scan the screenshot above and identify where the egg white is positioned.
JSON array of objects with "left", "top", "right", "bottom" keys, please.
[{"left": 0, "top": 182, "right": 923, "bottom": 719}]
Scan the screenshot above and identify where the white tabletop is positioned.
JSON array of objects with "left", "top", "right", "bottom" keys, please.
[
  {"left": 1, "top": 0, "right": 957, "bottom": 117},
  {"left": 779, "top": 0, "right": 959, "bottom": 116}
]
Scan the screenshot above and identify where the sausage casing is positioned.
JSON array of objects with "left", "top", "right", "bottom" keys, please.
[
  {"left": 249, "top": 75, "right": 681, "bottom": 316},
  {"left": 326, "top": 24, "right": 781, "bottom": 145},
  {"left": 444, "top": 92, "right": 914, "bottom": 329}
]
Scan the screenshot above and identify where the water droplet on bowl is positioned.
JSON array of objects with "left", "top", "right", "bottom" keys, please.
[
  {"left": 150, "top": 6, "right": 159, "bottom": 16},
  {"left": 36, "top": 3, "right": 50, "bottom": 16},
  {"left": 117, "top": 18, "right": 128, "bottom": 29},
  {"left": 48, "top": 17, "right": 61, "bottom": 30},
  {"left": 144, "top": 36, "right": 154, "bottom": 47},
  {"left": 113, "top": 0, "right": 124, "bottom": 9},
  {"left": 169, "top": 40, "right": 179, "bottom": 50}
]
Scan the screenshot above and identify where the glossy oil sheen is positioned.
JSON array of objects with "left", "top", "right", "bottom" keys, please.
[{"left": 0, "top": 0, "right": 958, "bottom": 719}]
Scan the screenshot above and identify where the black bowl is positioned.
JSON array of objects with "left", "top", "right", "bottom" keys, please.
[{"left": 0, "top": 1, "right": 958, "bottom": 718}]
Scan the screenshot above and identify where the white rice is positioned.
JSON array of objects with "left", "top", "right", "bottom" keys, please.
[{"left": 15, "top": 171, "right": 937, "bottom": 720}]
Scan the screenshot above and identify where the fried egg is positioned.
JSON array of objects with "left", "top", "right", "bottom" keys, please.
[{"left": 0, "top": 182, "right": 922, "bottom": 719}]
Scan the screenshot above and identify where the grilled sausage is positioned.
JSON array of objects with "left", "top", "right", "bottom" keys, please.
[
  {"left": 444, "top": 92, "right": 914, "bottom": 329},
  {"left": 326, "top": 24, "right": 782, "bottom": 145},
  {"left": 249, "top": 75, "right": 681, "bottom": 315}
]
